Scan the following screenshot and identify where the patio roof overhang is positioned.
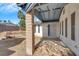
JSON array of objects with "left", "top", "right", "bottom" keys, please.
[
  {"left": 17, "top": 3, "right": 67, "bottom": 22},
  {"left": 17, "top": 3, "right": 36, "bottom": 15}
]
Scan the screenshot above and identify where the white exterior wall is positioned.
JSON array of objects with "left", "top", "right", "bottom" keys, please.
[
  {"left": 42, "top": 22, "right": 59, "bottom": 38},
  {"left": 34, "top": 22, "right": 59, "bottom": 38},
  {"left": 59, "top": 4, "right": 79, "bottom": 55}
]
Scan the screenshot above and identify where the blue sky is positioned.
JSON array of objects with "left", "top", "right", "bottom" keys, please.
[{"left": 0, "top": 3, "right": 20, "bottom": 25}]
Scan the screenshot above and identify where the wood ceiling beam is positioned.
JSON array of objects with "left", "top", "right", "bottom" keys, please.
[
  {"left": 47, "top": 6, "right": 50, "bottom": 20},
  {"left": 38, "top": 10, "right": 50, "bottom": 13},
  {"left": 37, "top": 7, "right": 61, "bottom": 13},
  {"left": 39, "top": 8, "right": 46, "bottom": 20},
  {"left": 53, "top": 7, "right": 61, "bottom": 10}
]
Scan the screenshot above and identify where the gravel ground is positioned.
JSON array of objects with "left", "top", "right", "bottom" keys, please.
[{"left": 34, "top": 38, "right": 75, "bottom": 56}]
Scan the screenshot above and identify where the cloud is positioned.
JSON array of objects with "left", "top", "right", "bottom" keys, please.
[{"left": 0, "top": 3, "right": 19, "bottom": 13}]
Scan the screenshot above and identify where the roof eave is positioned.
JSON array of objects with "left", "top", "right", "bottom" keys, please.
[{"left": 26, "top": 3, "right": 36, "bottom": 13}]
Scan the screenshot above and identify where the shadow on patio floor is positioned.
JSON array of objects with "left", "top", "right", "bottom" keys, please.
[
  {"left": 0, "top": 48, "right": 15, "bottom": 56},
  {"left": 0, "top": 37, "right": 25, "bottom": 56},
  {"left": 0, "top": 37, "right": 25, "bottom": 48}
]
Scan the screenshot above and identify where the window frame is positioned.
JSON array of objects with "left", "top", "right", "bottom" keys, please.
[
  {"left": 71, "top": 12, "right": 75, "bottom": 41},
  {"left": 65, "top": 18, "right": 67, "bottom": 37},
  {"left": 38, "top": 25, "right": 40, "bottom": 33},
  {"left": 48, "top": 24, "right": 50, "bottom": 36}
]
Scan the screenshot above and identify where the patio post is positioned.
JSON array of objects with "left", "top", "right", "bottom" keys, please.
[{"left": 26, "top": 12, "right": 35, "bottom": 55}]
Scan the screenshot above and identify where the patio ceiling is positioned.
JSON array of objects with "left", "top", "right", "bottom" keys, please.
[
  {"left": 17, "top": 3, "right": 67, "bottom": 22},
  {"left": 33, "top": 3, "right": 67, "bottom": 22}
]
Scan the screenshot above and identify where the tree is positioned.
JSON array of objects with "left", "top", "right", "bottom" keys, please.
[
  {"left": 0, "top": 20, "right": 2, "bottom": 22},
  {"left": 19, "top": 19, "right": 26, "bottom": 30},
  {"left": 4, "top": 20, "right": 7, "bottom": 23},
  {"left": 8, "top": 20, "right": 11, "bottom": 23},
  {"left": 18, "top": 10, "right": 26, "bottom": 30}
]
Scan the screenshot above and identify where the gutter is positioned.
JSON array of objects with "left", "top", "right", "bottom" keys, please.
[
  {"left": 17, "top": 3, "right": 36, "bottom": 15},
  {"left": 26, "top": 3, "right": 36, "bottom": 13}
]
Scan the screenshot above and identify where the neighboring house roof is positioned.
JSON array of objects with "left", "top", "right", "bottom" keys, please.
[{"left": 17, "top": 3, "right": 67, "bottom": 22}]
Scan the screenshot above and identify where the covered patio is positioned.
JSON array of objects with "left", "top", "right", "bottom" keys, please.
[{"left": 17, "top": 3, "right": 75, "bottom": 55}]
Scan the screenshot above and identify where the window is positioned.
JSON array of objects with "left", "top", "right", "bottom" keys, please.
[
  {"left": 48, "top": 24, "right": 50, "bottom": 36},
  {"left": 71, "top": 12, "right": 75, "bottom": 40},
  {"left": 60, "top": 23, "right": 61, "bottom": 34},
  {"left": 65, "top": 18, "right": 67, "bottom": 37},
  {"left": 38, "top": 25, "right": 40, "bottom": 33},
  {"left": 62, "top": 21, "right": 63, "bottom": 35},
  {"left": 34, "top": 25, "right": 36, "bottom": 33}
]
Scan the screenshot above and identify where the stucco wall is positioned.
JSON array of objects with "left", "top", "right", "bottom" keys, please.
[
  {"left": 42, "top": 22, "right": 59, "bottom": 38},
  {"left": 59, "top": 4, "right": 79, "bottom": 55}
]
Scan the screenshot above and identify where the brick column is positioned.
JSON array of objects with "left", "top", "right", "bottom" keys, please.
[{"left": 26, "top": 12, "right": 34, "bottom": 55}]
